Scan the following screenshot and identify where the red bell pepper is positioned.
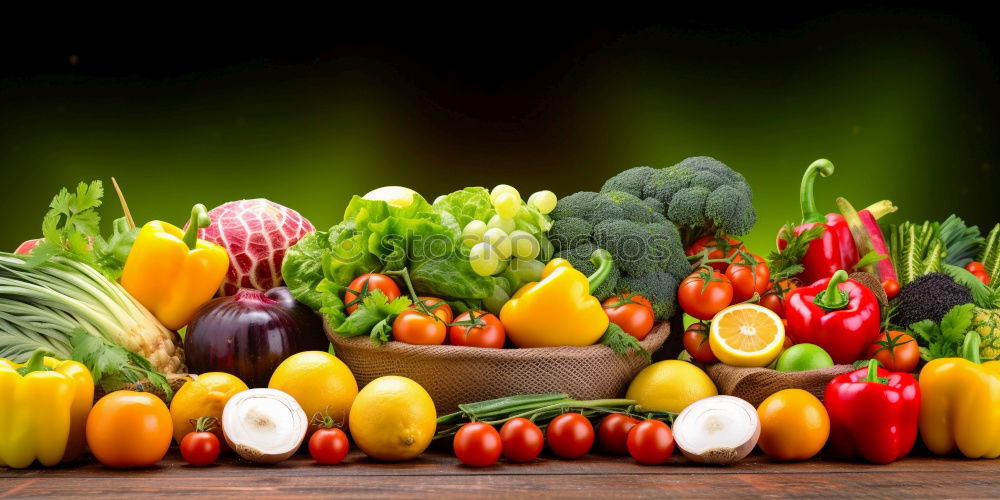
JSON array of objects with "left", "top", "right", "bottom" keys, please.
[
  {"left": 776, "top": 159, "right": 859, "bottom": 285},
  {"left": 785, "top": 270, "right": 881, "bottom": 364},
  {"left": 824, "top": 359, "right": 921, "bottom": 464}
]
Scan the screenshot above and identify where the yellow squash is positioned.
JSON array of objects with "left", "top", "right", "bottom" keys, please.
[
  {"left": 0, "top": 350, "right": 94, "bottom": 468},
  {"left": 500, "top": 249, "right": 612, "bottom": 348},
  {"left": 120, "top": 204, "right": 229, "bottom": 330},
  {"left": 919, "top": 332, "right": 1000, "bottom": 458}
]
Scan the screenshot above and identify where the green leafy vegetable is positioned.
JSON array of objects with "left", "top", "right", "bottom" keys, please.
[
  {"left": 70, "top": 329, "right": 172, "bottom": 400},
  {"left": 25, "top": 180, "right": 137, "bottom": 281},
  {"left": 940, "top": 215, "right": 984, "bottom": 267},
  {"left": 854, "top": 251, "right": 887, "bottom": 270},
  {"left": 941, "top": 264, "right": 1000, "bottom": 309},
  {"left": 333, "top": 290, "right": 411, "bottom": 338},
  {"left": 599, "top": 323, "right": 650, "bottom": 360},
  {"left": 908, "top": 303, "right": 976, "bottom": 361},
  {"left": 767, "top": 223, "right": 824, "bottom": 281},
  {"left": 980, "top": 224, "right": 1000, "bottom": 282},
  {"left": 889, "top": 220, "right": 946, "bottom": 286}
]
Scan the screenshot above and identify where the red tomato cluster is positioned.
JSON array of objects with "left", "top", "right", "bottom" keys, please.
[
  {"left": 453, "top": 414, "right": 674, "bottom": 467},
  {"left": 343, "top": 273, "right": 507, "bottom": 348},
  {"left": 679, "top": 238, "right": 771, "bottom": 321}
]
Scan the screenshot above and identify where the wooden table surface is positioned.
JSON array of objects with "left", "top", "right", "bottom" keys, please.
[{"left": 2, "top": 446, "right": 995, "bottom": 498}]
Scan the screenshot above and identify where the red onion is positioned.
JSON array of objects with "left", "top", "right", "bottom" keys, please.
[{"left": 184, "top": 287, "right": 328, "bottom": 387}]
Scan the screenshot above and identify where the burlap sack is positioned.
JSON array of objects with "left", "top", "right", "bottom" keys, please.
[
  {"left": 328, "top": 322, "right": 670, "bottom": 414},
  {"left": 706, "top": 363, "right": 856, "bottom": 407}
]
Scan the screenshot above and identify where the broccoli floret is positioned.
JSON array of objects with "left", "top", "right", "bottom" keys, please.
[
  {"left": 604, "top": 190, "right": 667, "bottom": 224},
  {"left": 548, "top": 217, "right": 593, "bottom": 252},
  {"left": 666, "top": 186, "right": 712, "bottom": 228},
  {"left": 601, "top": 166, "right": 657, "bottom": 198},
  {"left": 593, "top": 220, "right": 659, "bottom": 276},
  {"left": 600, "top": 157, "right": 756, "bottom": 243},
  {"left": 705, "top": 184, "right": 756, "bottom": 236},
  {"left": 549, "top": 191, "right": 624, "bottom": 224},
  {"left": 554, "top": 242, "right": 620, "bottom": 300},
  {"left": 617, "top": 271, "right": 678, "bottom": 320},
  {"left": 643, "top": 197, "right": 665, "bottom": 214},
  {"left": 641, "top": 222, "right": 692, "bottom": 281}
]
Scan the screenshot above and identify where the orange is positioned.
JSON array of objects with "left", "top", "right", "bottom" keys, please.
[
  {"left": 709, "top": 303, "right": 785, "bottom": 367},
  {"left": 86, "top": 390, "right": 173, "bottom": 468},
  {"left": 757, "top": 389, "right": 830, "bottom": 461}
]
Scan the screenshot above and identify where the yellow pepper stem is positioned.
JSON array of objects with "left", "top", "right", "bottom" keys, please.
[
  {"left": 19, "top": 349, "right": 53, "bottom": 375},
  {"left": 182, "top": 203, "right": 212, "bottom": 250}
]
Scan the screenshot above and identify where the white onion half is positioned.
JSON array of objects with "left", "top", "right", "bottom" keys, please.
[
  {"left": 672, "top": 395, "right": 760, "bottom": 465},
  {"left": 222, "top": 388, "right": 308, "bottom": 464}
]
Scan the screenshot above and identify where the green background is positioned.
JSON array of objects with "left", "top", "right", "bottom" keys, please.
[{"left": 2, "top": 11, "right": 997, "bottom": 255}]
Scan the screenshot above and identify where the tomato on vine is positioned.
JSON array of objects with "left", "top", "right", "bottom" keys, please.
[
  {"left": 449, "top": 310, "right": 506, "bottom": 348},
  {"left": 725, "top": 252, "right": 770, "bottom": 303},
  {"left": 678, "top": 268, "right": 734, "bottom": 320},
  {"left": 683, "top": 322, "right": 717, "bottom": 363},
  {"left": 603, "top": 293, "right": 655, "bottom": 340},
  {"left": 686, "top": 235, "right": 745, "bottom": 272},
  {"left": 393, "top": 309, "right": 447, "bottom": 345},
  {"left": 180, "top": 417, "right": 221, "bottom": 467},
  {"left": 866, "top": 331, "right": 919, "bottom": 373},
  {"left": 759, "top": 279, "right": 797, "bottom": 319},
  {"left": 344, "top": 274, "right": 402, "bottom": 314},
  {"left": 309, "top": 410, "right": 350, "bottom": 465}
]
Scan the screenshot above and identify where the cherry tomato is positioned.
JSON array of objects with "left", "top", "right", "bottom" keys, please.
[
  {"left": 725, "top": 253, "right": 770, "bottom": 303},
  {"left": 449, "top": 310, "right": 506, "bottom": 348},
  {"left": 685, "top": 235, "right": 745, "bottom": 272},
  {"left": 596, "top": 414, "right": 639, "bottom": 455},
  {"left": 86, "top": 391, "right": 173, "bottom": 469},
  {"left": 677, "top": 268, "right": 734, "bottom": 320},
  {"left": 413, "top": 296, "right": 453, "bottom": 323},
  {"left": 499, "top": 418, "right": 544, "bottom": 463},
  {"left": 973, "top": 270, "right": 991, "bottom": 285},
  {"left": 759, "top": 279, "right": 797, "bottom": 319},
  {"left": 453, "top": 422, "right": 502, "bottom": 467},
  {"left": 866, "top": 331, "right": 920, "bottom": 373},
  {"left": 626, "top": 420, "right": 675, "bottom": 465},
  {"left": 309, "top": 428, "right": 350, "bottom": 465},
  {"left": 546, "top": 413, "right": 594, "bottom": 459},
  {"left": 682, "top": 323, "right": 717, "bottom": 363},
  {"left": 393, "top": 310, "right": 446, "bottom": 345},
  {"left": 180, "top": 431, "right": 220, "bottom": 467},
  {"left": 967, "top": 261, "right": 986, "bottom": 274},
  {"left": 344, "top": 274, "right": 402, "bottom": 314},
  {"left": 602, "top": 294, "right": 655, "bottom": 340},
  {"left": 881, "top": 279, "right": 900, "bottom": 301}
]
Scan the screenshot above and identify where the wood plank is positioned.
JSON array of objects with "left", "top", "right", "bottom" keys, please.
[{"left": 3, "top": 450, "right": 999, "bottom": 498}]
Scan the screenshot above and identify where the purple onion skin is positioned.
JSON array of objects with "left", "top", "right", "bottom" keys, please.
[{"left": 184, "top": 287, "right": 329, "bottom": 387}]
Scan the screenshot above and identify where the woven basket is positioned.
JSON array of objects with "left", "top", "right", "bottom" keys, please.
[
  {"left": 705, "top": 363, "right": 856, "bottom": 407},
  {"left": 327, "top": 322, "right": 670, "bottom": 414}
]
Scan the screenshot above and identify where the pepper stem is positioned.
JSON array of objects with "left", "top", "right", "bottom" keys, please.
[
  {"left": 814, "top": 270, "right": 850, "bottom": 311},
  {"left": 182, "top": 203, "right": 211, "bottom": 250},
  {"left": 862, "top": 200, "right": 898, "bottom": 220},
  {"left": 799, "top": 159, "right": 835, "bottom": 225},
  {"left": 961, "top": 331, "right": 982, "bottom": 364},
  {"left": 20, "top": 349, "right": 53, "bottom": 375},
  {"left": 587, "top": 249, "right": 614, "bottom": 295},
  {"left": 864, "top": 359, "right": 882, "bottom": 384}
]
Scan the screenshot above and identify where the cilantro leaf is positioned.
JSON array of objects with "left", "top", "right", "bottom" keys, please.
[
  {"left": 600, "top": 323, "right": 650, "bottom": 360},
  {"left": 70, "top": 329, "right": 172, "bottom": 401},
  {"left": 334, "top": 290, "right": 412, "bottom": 337}
]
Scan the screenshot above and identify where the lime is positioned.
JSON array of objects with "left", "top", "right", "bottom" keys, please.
[{"left": 774, "top": 344, "right": 834, "bottom": 373}]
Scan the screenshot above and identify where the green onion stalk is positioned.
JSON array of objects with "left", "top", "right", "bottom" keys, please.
[
  {"left": 434, "top": 393, "right": 676, "bottom": 440},
  {"left": 0, "top": 253, "right": 184, "bottom": 373}
]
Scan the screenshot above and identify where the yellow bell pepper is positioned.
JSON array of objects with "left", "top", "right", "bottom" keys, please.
[
  {"left": 0, "top": 350, "right": 94, "bottom": 469},
  {"left": 919, "top": 332, "right": 1000, "bottom": 458},
  {"left": 120, "top": 204, "right": 229, "bottom": 330},
  {"left": 500, "top": 249, "right": 612, "bottom": 348}
]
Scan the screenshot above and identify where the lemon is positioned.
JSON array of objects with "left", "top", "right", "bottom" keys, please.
[
  {"left": 268, "top": 351, "right": 359, "bottom": 430},
  {"left": 709, "top": 303, "right": 785, "bottom": 367},
  {"left": 349, "top": 376, "right": 436, "bottom": 461},
  {"left": 626, "top": 360, "right": 717, "bottom": 414},
  {"left": 362, "top": 186, "right": 418, "bottom": 208},
  {"left": 169, "top": 372, "right": 248, "bottom": 445}
]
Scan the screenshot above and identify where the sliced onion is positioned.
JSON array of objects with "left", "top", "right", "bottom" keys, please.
[
  {"left": 222, "top": 388, "right": 307, "bottom": 464},
  {"left": 672, "top": 395, "right": 760, "bottom": 465}
]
